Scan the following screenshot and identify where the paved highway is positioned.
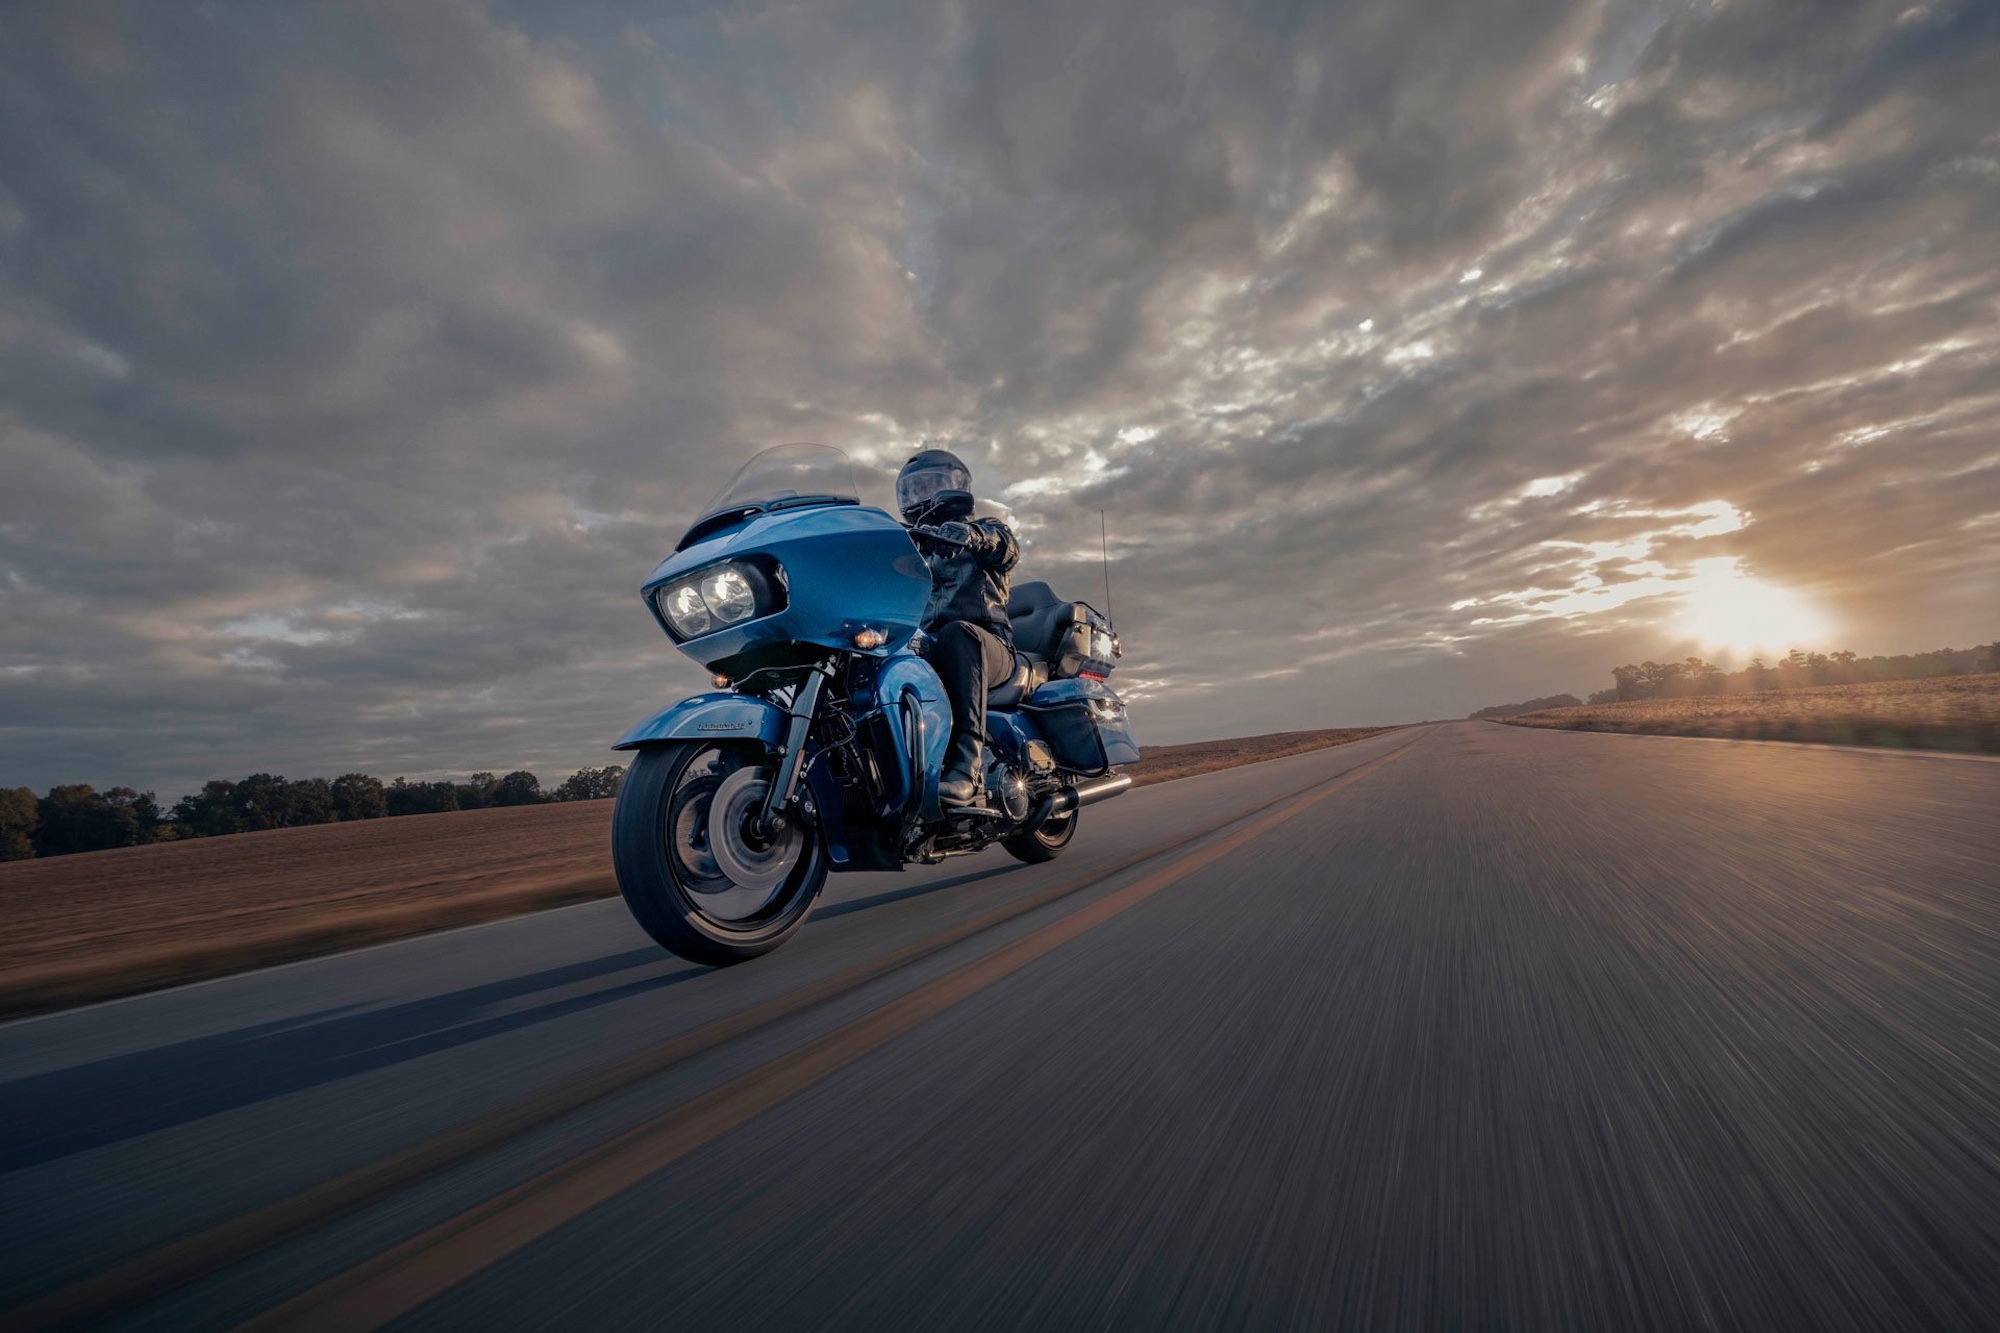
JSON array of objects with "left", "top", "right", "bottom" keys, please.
[{"left": 3, "top": 722, "right": 1997, "bottom": 1330}]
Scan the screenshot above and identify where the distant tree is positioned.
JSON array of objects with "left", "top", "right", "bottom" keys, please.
[
  {"left": 330, "top": 772, "right": 387, "bottom": 821},
  {"left": 385, "top": 779, "right": 417, "bottom": 816},
  {"left": 386, "top": 778, "right": 460, "bottom": 816},
  {"left": 34, "top": 784, "right": 144, "bottom": 856},
  {"left": 0, "top": 787, "right": 38, "bottom": 860},
  {"left": 285, "top": 778, "right": 337, "bottom": 826},
  {"left": 491, "top": 770, "right": 545, "bottom": 806},
  {"left": 552, "top": 766, "right": 625, "bottom": 802},
  {"left": 1586, "top": 688, "right": 1620, "bottom": 705},
  {"left": 174, "top": 780, "right": 246, "bottom": 838},
  {"left": 234, "top": 773, "right": 296, "bottom": 831},
  {"left": 455, "top": 771, "right": 501, "bottom": 810},
  {"left": 103, "top": 788, "right": 165, "bottom": 842},
  {"left": 1682, "top": 657, "right": 1725, "bottom": 695}
]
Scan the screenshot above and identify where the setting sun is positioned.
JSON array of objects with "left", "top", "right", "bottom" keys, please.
[{"left": 1674, "top": 557, "right": 1831, "bottom": 656}]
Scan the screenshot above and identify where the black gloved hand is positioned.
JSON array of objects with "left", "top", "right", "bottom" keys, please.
[{"left": 934, "top": 520, "right": 983, "bottom": 550}]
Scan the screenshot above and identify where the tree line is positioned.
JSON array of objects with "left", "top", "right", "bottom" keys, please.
[
  {"left": 0, "top": 765, "right": 627, "bottom": 862},
  {"left": 1469, "top": 641, "right": 1996, "bottom": 719},
  {"left": 1470, "top": 694, "right": 1581, "bottom": 720},
  {"left": 1590, "top": 642, "right": 1997, "bottom": 703}
]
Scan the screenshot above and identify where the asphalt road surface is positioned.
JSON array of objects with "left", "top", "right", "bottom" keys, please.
[{"left": 3, "top": 722, "right": 1997, "bottom": 1331}]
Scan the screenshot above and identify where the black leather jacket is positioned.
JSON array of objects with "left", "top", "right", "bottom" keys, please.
[{"left": 918, "top": 517, "right": 1019, "bottom": 642}]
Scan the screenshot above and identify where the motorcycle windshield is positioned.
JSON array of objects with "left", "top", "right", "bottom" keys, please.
[{"left": 684, "top": 444, "right": 861, "bottom": 547}]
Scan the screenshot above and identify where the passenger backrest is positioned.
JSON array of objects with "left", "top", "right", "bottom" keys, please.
[{"left": 1006, "top": 581, "right": 1077, "bottom": 662}]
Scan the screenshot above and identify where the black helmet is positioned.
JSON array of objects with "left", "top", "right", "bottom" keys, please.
[{"left": 897, "top": 448, "right": 973, "bottom": 524}]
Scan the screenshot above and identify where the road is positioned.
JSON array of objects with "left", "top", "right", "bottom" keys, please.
[{"left": 2, "top": 722, "right": 1997, "bottom": 1330}]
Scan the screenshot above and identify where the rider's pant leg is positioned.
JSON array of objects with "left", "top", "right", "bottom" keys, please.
[{"left": 930, "top": 621, "right": 1011, "bottom": 748}]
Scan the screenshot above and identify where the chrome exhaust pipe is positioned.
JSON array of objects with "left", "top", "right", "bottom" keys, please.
[
  {"left": 1024, "top": 773, "right": 1132, "bottom": 836},
  {"left": 1047, "top": 773, "right": 1132, "bottom": 818}
]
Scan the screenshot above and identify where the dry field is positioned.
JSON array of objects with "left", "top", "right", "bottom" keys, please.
[
  {"left": 1123, "top": 726, "right": 1397, "bottom": 787},
  {"left": 0, "top": 801, "right": 617, "bottom": 1020},
  {"left": 1501, "top": 673, "right": 2000, "bottom": 753},
  {"left": 0, "top": 726, "right": 1394, "bottom": 1017}
]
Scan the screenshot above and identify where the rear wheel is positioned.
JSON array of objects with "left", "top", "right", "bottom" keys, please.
[
  {"left": 1001, "top": 803, "right": 1078, "bottom": 864},
  {"left": 613, "top": 741, "right": 827, "bottom": 965}
]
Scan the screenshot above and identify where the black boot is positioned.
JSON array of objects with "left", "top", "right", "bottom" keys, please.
[{"left": 938, "top": 731, "right": 984, "bottom": 806}]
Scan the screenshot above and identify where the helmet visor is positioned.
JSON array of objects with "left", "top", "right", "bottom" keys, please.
[{"left": 897, "top": 460, "right": 971, "bottom": 516}]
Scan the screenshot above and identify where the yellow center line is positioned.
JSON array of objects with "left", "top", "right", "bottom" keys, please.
[{"left": 244, "top": 730, "right": 1427, "bottom": 1331}]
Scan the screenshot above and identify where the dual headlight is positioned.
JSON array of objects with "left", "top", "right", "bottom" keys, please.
[{"left": 653, "top": 560, "right": 783, "bottom": 640}]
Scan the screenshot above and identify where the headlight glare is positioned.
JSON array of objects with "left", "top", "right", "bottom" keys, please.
[
  {"left": 662, "top": 583, "right": 712, "bottom": 638},
  {"left": 703, "top": 568, "right": 757, "bottom": 624}
]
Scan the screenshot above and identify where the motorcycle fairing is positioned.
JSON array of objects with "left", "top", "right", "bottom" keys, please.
[
  {"left": 799, "top": 747, "right": 851, "bottom": 868},
  {"left": 643, "top": 505, "right": 932, "bottom": 670},
  {"left": 848, "top": 652, "right": 953, "bottom": 821}
]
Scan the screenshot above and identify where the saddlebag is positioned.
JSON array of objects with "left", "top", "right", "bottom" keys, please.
[{"left": 1020, "top": 678, "right": 1140, "bottom": 774}]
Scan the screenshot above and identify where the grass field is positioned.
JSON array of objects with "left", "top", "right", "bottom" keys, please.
[
  {"left": 1500, "top": 673, "right": 2000, "bottom": 753},
  {"left": 0, "top": 726, "right": 1394, "bottom": 1018}
]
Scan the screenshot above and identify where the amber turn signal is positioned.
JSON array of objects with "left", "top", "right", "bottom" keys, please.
[{"left": 853, "top": 628, "right": 886, "bottom": 649}]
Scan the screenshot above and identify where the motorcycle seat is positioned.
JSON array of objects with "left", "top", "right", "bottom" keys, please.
[{"left": 987, "top": 651, "right": 1048, "bottom": 709}]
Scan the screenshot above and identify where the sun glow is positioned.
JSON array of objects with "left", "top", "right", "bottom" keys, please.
[{"left": 1674, "top": 557, "right": 1831, "bottom": 655}]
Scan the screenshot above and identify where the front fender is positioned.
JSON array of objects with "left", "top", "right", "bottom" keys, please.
[
  {"left": 613, "top": 694, "right": 853, "bottom": 869},
  {"left": 612, "top": 692, "right": 787, "bottom": 750}
]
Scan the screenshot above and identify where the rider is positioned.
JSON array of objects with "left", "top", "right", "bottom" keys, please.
[{"left": 897, "top": 448, "right": 1020, "bottom": 806}]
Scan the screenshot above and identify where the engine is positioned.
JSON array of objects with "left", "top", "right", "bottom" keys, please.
[{"left": 985, "top": 760, "right": 1034, "bottom": 822}]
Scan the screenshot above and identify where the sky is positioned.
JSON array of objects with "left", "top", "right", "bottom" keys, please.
[{"left": 2, "top": 0, "right": 1996, "bottom": 796}]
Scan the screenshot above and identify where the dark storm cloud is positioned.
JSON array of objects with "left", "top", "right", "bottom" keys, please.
[{"left": 3, "top": 0, "right": 1996, "bottom": 792}]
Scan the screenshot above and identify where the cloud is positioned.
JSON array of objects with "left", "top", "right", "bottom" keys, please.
[{"left": 2, "top": 0, "right": 1996, "bottom": 791}]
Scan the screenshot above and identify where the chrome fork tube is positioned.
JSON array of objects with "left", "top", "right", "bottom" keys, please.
[{"left": 759, "top": 663, "right": 830, "bottom": 832}]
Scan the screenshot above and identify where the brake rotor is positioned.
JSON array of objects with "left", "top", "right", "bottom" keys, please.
[{"left": 701, "top": 765, "right": 804, "bottom": 913}]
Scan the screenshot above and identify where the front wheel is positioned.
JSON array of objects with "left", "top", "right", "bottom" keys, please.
[
  {"left": 613, "top": 742, "right": 828, "bottom": 965},
  {"left": 1002, "top": 803, "right": 1078, "bottom": 864}
]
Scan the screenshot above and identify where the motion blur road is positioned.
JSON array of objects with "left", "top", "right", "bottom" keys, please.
[{"left": 3, "top": 722, "right": 1997, "bottom": 1330}]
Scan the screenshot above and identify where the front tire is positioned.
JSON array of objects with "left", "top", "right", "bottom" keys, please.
[
  {"left": 613, "top": 742, "right": 828, "bottom": 966},
  {"left": 1002, "top": 803, "right": 1078, "bottom": 864}
]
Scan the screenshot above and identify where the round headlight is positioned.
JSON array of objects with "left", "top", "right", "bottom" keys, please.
[
  {"left": 662, "top": 583, "right": 711, "bottom": 637},
  {"left": 703, "top": 567, "right": 757, "bottom": 624}
]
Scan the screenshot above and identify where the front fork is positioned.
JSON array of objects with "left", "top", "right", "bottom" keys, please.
[{"left": 756, "top": 662, "right": 831, "bottom": 835}]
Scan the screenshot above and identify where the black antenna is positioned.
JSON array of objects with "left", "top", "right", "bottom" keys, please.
[{"left": 1099, "top": 509, "right": 1114, "bottom": 628}]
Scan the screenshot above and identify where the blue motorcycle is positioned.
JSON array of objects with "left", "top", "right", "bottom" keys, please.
[{"left": 610, "top": 444, "right": 1140, "bottom": 964}]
